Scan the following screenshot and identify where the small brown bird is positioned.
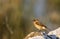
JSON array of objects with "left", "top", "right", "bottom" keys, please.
[
  {"left": 24, "top": 19, "right": 49, "bottom": 39},
  {"left": 32, "top": 19, "right": 49, "bottom": 32}
]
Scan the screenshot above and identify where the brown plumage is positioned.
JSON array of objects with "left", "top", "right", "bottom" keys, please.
[{"left": 32, "top": 19, "right": 49, "bottom": 32}]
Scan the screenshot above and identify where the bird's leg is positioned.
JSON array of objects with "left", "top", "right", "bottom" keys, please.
[
  {"left": 38, "top": 30, "right": 48, "bottom": 35},
  {"left": 38, "top": 30, "right": 43, "bottom": 35}
]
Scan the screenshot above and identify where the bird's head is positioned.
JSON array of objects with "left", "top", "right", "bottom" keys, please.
[{"left": 32, "top": 19, "right": 39, "bottom": 23}]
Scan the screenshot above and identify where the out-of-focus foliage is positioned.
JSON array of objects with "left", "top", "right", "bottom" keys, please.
[
  {"left": 0, "top": 0, "right": 24, "bottom": 39},
  {"left": 48, "top": 0, "right": 60, "bottom": 10},
  {"left": 46, "top": 0, "right": 60, "bottom": 31}
]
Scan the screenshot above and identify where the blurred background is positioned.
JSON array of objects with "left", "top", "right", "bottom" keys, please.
[{"left": 0, "top": 0, "right": 60, "bottom": 39}]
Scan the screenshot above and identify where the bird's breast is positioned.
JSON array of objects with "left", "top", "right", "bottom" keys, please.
[{"left": 34, "top": 23, "right": 42, "bottom": 30}]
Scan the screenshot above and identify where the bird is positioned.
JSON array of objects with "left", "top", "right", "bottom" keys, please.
[
  {"left": 24, "top": 19, "right": 50, "bottom": 39},
  {"left": 32, "top": 19, "right": 49, "bottom": 32}
]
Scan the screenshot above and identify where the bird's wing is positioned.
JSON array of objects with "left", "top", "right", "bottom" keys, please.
[{"left": 35, "top": 22, "right": 47, "bottom": 28}]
